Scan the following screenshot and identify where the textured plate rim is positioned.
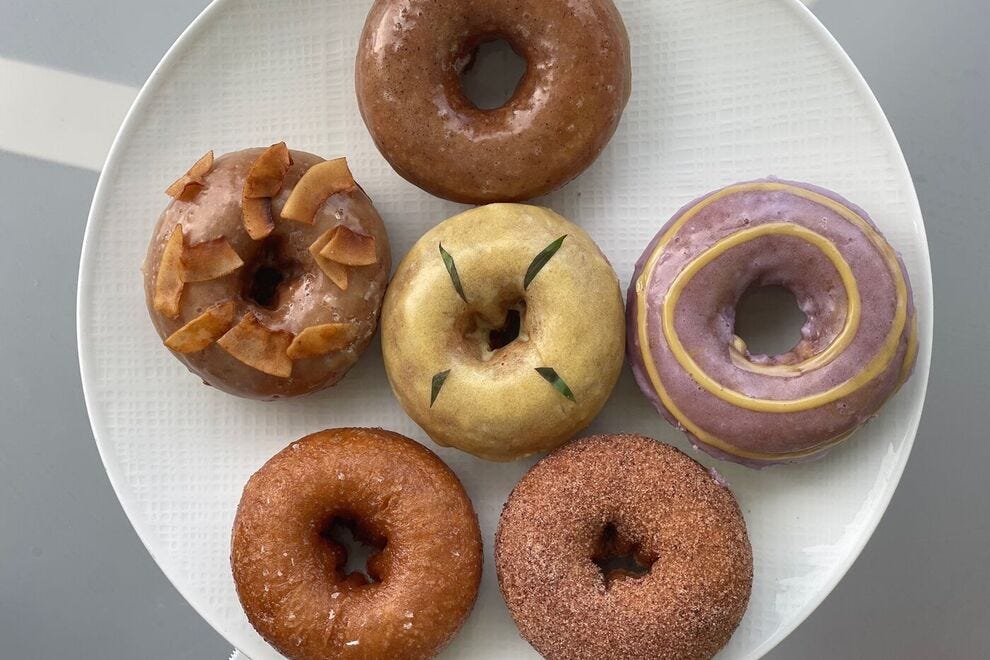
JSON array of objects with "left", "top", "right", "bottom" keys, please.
[{"left": 76, "top": 0, "right": 933, "bottom": 657}]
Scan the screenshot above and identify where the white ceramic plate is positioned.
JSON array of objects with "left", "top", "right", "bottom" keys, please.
[{"left": 78, "top": 0, "right": 932, "bottom": 657}]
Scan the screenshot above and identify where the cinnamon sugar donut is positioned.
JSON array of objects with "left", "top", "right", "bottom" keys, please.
[
  {"left": 496, "top": 434, "right": 753, "bottom": 660},
  {"left": 355, "top": 0, "right": 631, "bottom": 204},
  {"left": 231, "top": 428, "right": 482, "bottom": 660},
  {"left": 143, "top": 145, "right": 391, "bottom": 400},
  {"left": 627, "top": 179, "right": 917, "bottom": 466}
]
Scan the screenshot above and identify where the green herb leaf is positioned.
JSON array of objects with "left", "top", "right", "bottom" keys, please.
[
  {"left": 431, "top": 369, "right": 451, "bottom": 407},
  {"left": 439, "top": 243, "right": 468, "bottom": 302},
  {"left": 535, "top": 367, "right": 576, "bottom": 402},
  {"left": 524, "top": 235, "right": 567, "bottom": 290}
]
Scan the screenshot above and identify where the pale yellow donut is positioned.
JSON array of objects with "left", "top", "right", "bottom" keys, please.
[{"left": 381, "top": 204, "right": 625, "bottom": 461}]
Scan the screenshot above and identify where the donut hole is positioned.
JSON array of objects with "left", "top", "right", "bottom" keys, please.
[
  {"left": 242, "top": 236, "right": 301, "bottom": 310},
  {"left": 457, "top": 37, "right": 527, "bottom": 110},
  {"left": 319, "top": 517, "right": 386, "bottom": 587},
  {"left": 460, "top": 300, "right": 528, "bottom": 358},
  {"left": 592, "top": 523, "right": 655, "bottom": 587},
  {"left": 488, "top": 306, "right": 523, "bottom": 350},
  {"left": 733, "top": 285, "right": 807, "bottom": 358}
]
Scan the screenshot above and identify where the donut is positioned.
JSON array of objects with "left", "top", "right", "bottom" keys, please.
[
  {"left": 143, "top": 144, "right": 391, "bottom": 400},
  {"left": 381, "top": 204, "right": 625, "bottom": 461},
  {"left": 495, "top": 434, "right": 753, "bottom": 660},
  {"left": 231, "top": 428, "right": 482, "bottom": 659},
  {"left": 355, "top": 0, "right": 631, "bottom": 204},
  {"left": 627, "top": 179, "right": 918, "bottom": 467}
]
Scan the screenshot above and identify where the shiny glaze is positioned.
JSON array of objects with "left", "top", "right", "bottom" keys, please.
[
  {"left": 627, "top": 180, "right": 917, "bottom": 467},
  {"left": 143, "top": 149, "right": 391, "bottom": 400},
  {"left": 355, "top": 0, "right": 631, "bottom": 204}
]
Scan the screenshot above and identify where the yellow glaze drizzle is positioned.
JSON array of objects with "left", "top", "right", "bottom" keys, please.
[
  {"left": 728, "top": 344, "right": 829, "bottom": 375},
  {"left": 669, "top": 223, "right": 860, "bottom": 380},
  {"left": 662, "top": 222, "right": 864, "bottom": 411},
  {"left": 898, "top": 314, "right": 919, "bottom": 388},
  {"left": 634, "top": 182, "right": 911, "bottom": 460}
]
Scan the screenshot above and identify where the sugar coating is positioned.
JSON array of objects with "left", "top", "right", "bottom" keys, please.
[{"left": 495, "top": 434, "right": 753, "bottom": 660}]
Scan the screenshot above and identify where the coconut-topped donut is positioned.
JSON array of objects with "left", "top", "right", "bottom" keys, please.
[
  {"left": 143, "top": 145, "right": 390, "bottom": 399},
  {"left": 381, "top": 204, "right": 625, "bottom": 461},
  {"left": 628, "top": 179, "right": 918, "bottom": 467}
]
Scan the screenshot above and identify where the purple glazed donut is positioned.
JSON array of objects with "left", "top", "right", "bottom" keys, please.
[{"left": 627, "top": 178, "right": 918, "bottom": 467}]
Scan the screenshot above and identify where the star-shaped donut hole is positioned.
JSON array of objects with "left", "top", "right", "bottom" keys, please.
[
  {"left": 320, "top": 517, "right": 388, "bottom": 588},
  {"left": 592, "top": 522, "right": 656, "bottom": 588}
]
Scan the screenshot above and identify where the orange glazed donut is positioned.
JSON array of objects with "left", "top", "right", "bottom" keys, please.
[
  {"left": 143, "top": 145, "right": 390, "bottom": 400},
  {"left": 496, "top": 434, "right": 753, "bottom": 660},
  {"left": 355, "top": 0, "right": 631, "bottom": 204},
  {"left": 231, "top": 428, "right": 483, "bottom": 660}
]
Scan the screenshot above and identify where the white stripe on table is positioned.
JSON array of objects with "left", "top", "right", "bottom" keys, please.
[{"left": 0, "top": 57, "right": 137, "bottom": 171}]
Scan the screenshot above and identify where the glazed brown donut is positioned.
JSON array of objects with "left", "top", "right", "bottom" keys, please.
[
  {"left": 231, "top": 428, "right": 483, "bottom": 660},
  {"left": 143, "top": 145, "right": 391, "bottom": 400},
  {"left": 355, "top": 0, "right": 631, "bottom": 204},
  {"left": 496, "top": 434, "right": 753, "bottom": 660}
]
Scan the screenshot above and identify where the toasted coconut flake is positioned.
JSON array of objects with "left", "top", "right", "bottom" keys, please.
[
  {"left": 164, "top": 301, "right": 236, "bottom": 353},
  {"left": 243, "top": 196, "right": 274, "bottom": 241},
  {"left": 217, "top": 313, "right": 294, "bottom": 378},
  {"left": 165, "top": 151, "right": 214, "bottom": 199},
  {"left": 153, "top": 225, "right": 186, "bottom": 318},
  {"left": 281, "top": 158, "right": 356, "bottom": 224},
  {"left": 165, "top": 177, "right": 204, "bottom": 201},
  {"left": 309, "top": 228, "right": 349, "bottom": 290},
  {"left": 243, "top": 142, "right": 293, "bottom": 199},
  {"left": 187, "top": 150, "right": 215, "bottom": 178},
  {"left": 181, "top": 238, "right": 244, "bottom": 282},
  {"left": 287, "top": 323, "right": 354, "bottom": 360},
  {"left": 319, "top": 258, "right": 348, "bottom": 290},
  {"left": 320, "top": 226, "right": 378, "bottom": 266}
]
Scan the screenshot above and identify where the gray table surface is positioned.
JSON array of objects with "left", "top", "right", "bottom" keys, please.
[{"left": 1, "top": 0, "right": 987, "bottom": 658}]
